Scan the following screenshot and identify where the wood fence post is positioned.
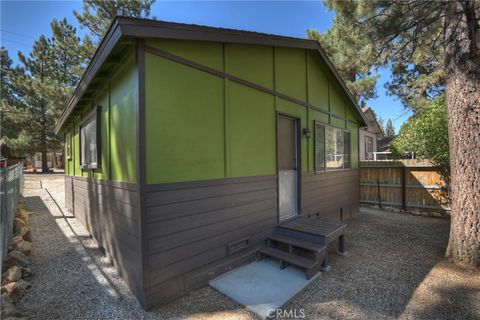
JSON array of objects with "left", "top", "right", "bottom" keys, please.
[
  {"left": 376, "top": 178, "right": 382, "bottom": 208},
  {"left": 401, "top": 166, "right": 407, "bottom": 210}
]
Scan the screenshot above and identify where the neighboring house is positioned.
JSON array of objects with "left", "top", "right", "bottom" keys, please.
[
  {"left": 376, "top": 136, "right": 415, "bottom": 160},
  {"left": 30, "top": 152, "right": 64, "bottom": 169},
  {"left": 376, "top": 136, "right": 395, "bottom": 160},
  {"left": 359, "top": 107, "right": 384, "bottom": 160},
  {"left": 0, "top": 142, "right": 25, "bottom": 167},
  {"left": 55, "top": 17, "right": 368, "bottom": 309}
]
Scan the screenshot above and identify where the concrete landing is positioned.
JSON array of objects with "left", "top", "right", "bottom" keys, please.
[{"left": 209, "top": 259, "right": 320, "bottom": 319}]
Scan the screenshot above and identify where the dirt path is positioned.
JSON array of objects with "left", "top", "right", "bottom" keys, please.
[{"left": 17, "top": 174, "right": 479, "bottom": 320}]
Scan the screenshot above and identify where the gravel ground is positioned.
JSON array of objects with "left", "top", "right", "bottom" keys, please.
[{"left": 18, "top": 174, "right": 479, "bottom": 320}]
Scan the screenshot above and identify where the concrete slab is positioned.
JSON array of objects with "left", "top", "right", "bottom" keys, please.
[{"left": 209, "top": 259, "right": 320, "bottom": 319}]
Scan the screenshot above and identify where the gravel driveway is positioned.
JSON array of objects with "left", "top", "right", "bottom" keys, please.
[{"left": 18, "top": 174, "right": 479, "bottom": 320}]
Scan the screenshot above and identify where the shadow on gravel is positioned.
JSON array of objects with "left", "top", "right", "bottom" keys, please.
[{"left": 18, "top": 195, "right": 130, "bottom": 319}]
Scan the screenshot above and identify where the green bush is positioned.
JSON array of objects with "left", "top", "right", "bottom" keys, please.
[{"left": 392, "top": 96, "right": 449, "bottom": 168}]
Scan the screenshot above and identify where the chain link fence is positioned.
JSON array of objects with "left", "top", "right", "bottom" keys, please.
[{"left": 1, "top": 162, "right": 24, "bottom": 267}]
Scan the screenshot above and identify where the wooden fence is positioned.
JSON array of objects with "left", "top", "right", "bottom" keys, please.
[{"left": 359, "top": 160, "right": 450, "bottom": 212}]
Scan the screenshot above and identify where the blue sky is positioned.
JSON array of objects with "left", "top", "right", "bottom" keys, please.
[{"left": 1, "top": 0, "right": 411, "bottom": 131}]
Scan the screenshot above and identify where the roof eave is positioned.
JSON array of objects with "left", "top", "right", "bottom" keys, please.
[
  {"left": 54, "top": 19, "right": 123, "bottom": 134},
  {"left": 313, "top": 42, "right": 368, "bottom": 127}
]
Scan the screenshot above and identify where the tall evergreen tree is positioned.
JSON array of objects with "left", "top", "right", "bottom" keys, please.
[
  {"left": 0, "top": 47, "right": 26, "bottom": 153},
  {"left": 385, "top": 119, "right": 395, "bottom": 137},
  {"left": 50, "top": 18, "right": 94, "bottom": 86},
  {"left": 1, "top": 47, "right": 13, "bottom": 103},
  {"left": 3, "top": 20, "right": 92, "bottom": 172},
  {"left": 74, "top": 0, "right": 156, "bottom": 41},
  {"left": 320, "top": 1, "right": 445, "bottom": 110},
  {"left": 376, "top": 114, "right": 385, "bottom": 135},
  {"left": 327, "top": 1, "right": 479, "bottom": 266},
  {"left": 308, "top": 2, "right": 380, "bottom": 106}
]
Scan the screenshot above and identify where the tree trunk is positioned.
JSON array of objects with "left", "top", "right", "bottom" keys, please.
[
  {"left": 444, "top": 1, "right": 480, "bottom": 267},
  {"left": 52, "top": 151, "right": 57, "bottom": 169},
  {"left": 41, "top": 123, "right": 49, "bottom": 173}
]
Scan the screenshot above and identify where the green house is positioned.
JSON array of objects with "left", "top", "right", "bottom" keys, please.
[{"left": 55, "top": 17, "right": 367, "bottom": 309}]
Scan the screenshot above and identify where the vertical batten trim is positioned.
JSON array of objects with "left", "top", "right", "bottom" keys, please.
[
  {"left": 223, "top": 43, "right": 230, "bottom": 177},
  {"left": 136, "top": 38, "right": 148, "bottom": 307},
  {"left": 327, "top": 78, "right": 331, "bottom": 125},
  {"left": 305, "top": 49, "right": 310, "bottom": 172},
  {"left": 107, "top": 82, "right": 112, "bottom": 180},
  {"left": 273, "top": 46, "right": 277, "bottom": 111}
]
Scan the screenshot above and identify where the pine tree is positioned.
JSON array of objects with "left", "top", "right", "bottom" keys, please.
[
  {"left": 385, "top": 119, "right": 395, "bottom": 137},
  {"left": 1, "top": 47, "right": 13, "bottom": 103},
  {"left": 328, "top": 1, "right": 480, "bottom": 266},
  {"left": 74, "top": 0, "right": 156, "bottom": 41},
  {"left": 0, "top": 48, "right": 26, "bottom": 152},
  {"left": 3, "top": 20, "right": 92, "bottom": 172},
  {"left": 50, "top": 18, "right": 94, "bottom": 86},
  {"left": 308, "top": 2, "right": 380, "bottom": 106}
]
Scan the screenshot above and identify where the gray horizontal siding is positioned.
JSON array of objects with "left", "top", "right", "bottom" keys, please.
[
  {"left": 66, "top": 169, "right": 360, "bottom": 309},
  {"left": 65, "top": 175, "right": 142, "bottom": 298},
  {"left": 144, "top": 175, "right": 278, "bottom": 307},
  {"left": 301, "top": 169, "right": 360, "bottom": 221}
]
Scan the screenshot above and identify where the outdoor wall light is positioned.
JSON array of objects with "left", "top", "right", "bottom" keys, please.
[{"left": 303, "top": 128, "right": 311, "bottom": 139}]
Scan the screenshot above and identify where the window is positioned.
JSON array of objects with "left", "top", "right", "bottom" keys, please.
[
  {"left": 79, "top": 107, "right": 100, "bottom": 170},
  {"left": 66, "top": 132, "right": 72, "bottom": 160},
  {"left": 365, "top": 136, "right": 374, "bottom": 160},
  {"left": 314, "top": 123, "right": 351, "bottom": 171}
]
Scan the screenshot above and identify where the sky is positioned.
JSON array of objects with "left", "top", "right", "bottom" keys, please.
[{"left": 0, "top": 0, "right": 411, "bottom": 132}]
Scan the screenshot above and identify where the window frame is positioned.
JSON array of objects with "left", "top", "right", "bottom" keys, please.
[
  {"left": 365, "top": 135, "right": 374, "bottom": 160},
  {"left": 79, "top": 106, "right": 101, "bottom": 171},
  {"left": 314, "top": 121, "right": 352, "bottom": 172},
  {"left": 65, "top": 132, "right": 72, "bottom": 160}
]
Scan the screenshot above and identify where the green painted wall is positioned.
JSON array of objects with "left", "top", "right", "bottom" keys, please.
[
  {"left": 330, "top": 116, "right": 346, "bottom": 129},
  {"left": 94, "top": 91, "right": 110, "bottom": 180},
  {"left": 64, "top": 51, "right": 137, "bottom": 183},
  {"left": 275, "top": 47, "right": 307, "bottom": 102},
  {"left": 146, "top": 39, "right": 224, "bottom": 71},
  {"left": 145, "top": 52, "right": 225, "bottom": 183},
  {"left": 144, "top": 39, "right": 360, "bottom": 183},
  {"left": 228, "top": 82, "right": 276, "bottom": 177},
  {"left": 346, "top": 101, "right": 358, "bottom": 121},
  {"left": 109, "top": 55, "right": 138, "bottom": 182},
  {"left": 65, "top": 125, "right": 75, "bottom": 175},
  {"left": 225, "top": 44, "right": 274, "bottom": 90},
  {"left": 73, "top": 123, "right": 81, "bottom": 177},
  {"left": 347, "top": 121, "right": 359, "bottom": 169},
  {"left": 307, "top": 52, "right": 329, "bottom": 111},
  {"left": 64, "top": 40, "right": 360, "bottom": 184},
  {"left": 329, "top": 83, "right": 345, "bottom": 116}
]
